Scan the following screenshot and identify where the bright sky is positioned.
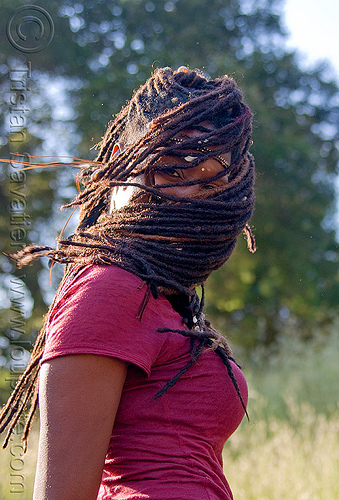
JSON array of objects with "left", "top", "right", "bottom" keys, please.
[
  {"left": 282, "top": 0, "right": 339, "bottom": 233},
  {"left": 282, "top": 0, "right": 339, "bottom": 81}
]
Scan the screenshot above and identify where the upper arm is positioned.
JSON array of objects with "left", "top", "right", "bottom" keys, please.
[{"left": 33, "top": 355, "right": 128, "bottom": 500}]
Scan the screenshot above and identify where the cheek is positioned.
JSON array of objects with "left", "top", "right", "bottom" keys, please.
[
  {"left": 153, "top": 173, "right": 169, "bottom": 186},
  {"left": 109, "top": 175, "right": 145, "bottom": 212},
  {"left": 109, "top": 185, "right": 136, "bottom": 211},
  {"left": 153, "top": 175, "right": 201, "bottom": 197}
]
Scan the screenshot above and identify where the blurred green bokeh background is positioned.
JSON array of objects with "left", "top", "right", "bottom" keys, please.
[{"left": 0, "top": 0, "right": 338, "bottom": 497}]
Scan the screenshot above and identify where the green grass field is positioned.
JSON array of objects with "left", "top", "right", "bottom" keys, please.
[{"left": 1, "top": 327, "right": 338, "bottom": 499}]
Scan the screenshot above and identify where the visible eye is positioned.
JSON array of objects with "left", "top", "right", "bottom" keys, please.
[
  {"left": 201, "top": 184, "right": 217, "bottom": 191},
  {"left": 165, "top": 168, "right": 181, "bottom": 178}
]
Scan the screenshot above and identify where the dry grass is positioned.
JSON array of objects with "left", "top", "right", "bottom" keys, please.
[
  {"left": 0, "top": 421, "right": 38, "bottom": 500},
  {"left": 224, "top": 397, "right": 339, "bottom": 499}
]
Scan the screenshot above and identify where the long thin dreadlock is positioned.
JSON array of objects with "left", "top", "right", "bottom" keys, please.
[{"left": 1, "top": 67, "right": 255, "bottom": 450}]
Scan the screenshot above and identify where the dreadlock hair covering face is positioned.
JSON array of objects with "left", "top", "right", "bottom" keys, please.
[
  {"left": 1, "top": 67, "right": 255, "bottom": 450},
  {"left": 52, "top": 67, "right": 255, "bottom": 294}
]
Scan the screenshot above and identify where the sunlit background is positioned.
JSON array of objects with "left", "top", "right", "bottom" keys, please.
[
  {"left": 1, "top": 0, "right": 338, "bottom": 498},
  {"left": 284, "top": 0, "right": 339, "bottom": 232},
  {"left": 284, "top": 0, "right": 339, "bottom": 79}
]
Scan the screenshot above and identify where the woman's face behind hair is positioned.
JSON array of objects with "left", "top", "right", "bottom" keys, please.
[
  {"left": 110, "top": 122, "right": 231, "bottom": 211},
  {"left": 153, "top": 122, "right": 231, "bottom": 198},
  {"left": 12, "top": 67, "right": 255, "bottom": 291}
]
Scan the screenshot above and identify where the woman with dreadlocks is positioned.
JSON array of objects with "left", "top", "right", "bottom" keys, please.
[{"left": 1, "top": 66, "right": 256, "bottom": 500}]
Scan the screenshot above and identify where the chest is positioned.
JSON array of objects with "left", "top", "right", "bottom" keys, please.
[{"left": 116, "top": 338, "right": 248, "bottom": 449}]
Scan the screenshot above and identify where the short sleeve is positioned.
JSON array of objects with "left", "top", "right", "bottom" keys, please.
[{"left": 41, "top": 265, "right": 176, "bottom": 376}]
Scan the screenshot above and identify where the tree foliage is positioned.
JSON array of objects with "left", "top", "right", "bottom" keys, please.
[{"left": 0, "top": 0, "right": 338, "bottom": 367}]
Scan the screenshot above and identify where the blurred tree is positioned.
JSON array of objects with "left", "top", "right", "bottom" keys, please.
[
  {"left": 0, "top": 0, "right": 338, "bottom": 375},
  {"left": 207, "top": 52, "right": 339, "bottom": 348}
]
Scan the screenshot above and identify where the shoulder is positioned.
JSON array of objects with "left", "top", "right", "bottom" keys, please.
[
  {"left": 65, "top": 264, "right": 144, "bottom": 295},
  {"left": 50, "top": 264, "right": 174, "bottom": 327},
  {"left": 81, "top": 264, "right": 143, "bottom": 288},
  {"left": 56, "top": 264, "right": 149, "bottom": 315},
  {"left": 43, "top": 265, "right": 183, "bottom": 375}
]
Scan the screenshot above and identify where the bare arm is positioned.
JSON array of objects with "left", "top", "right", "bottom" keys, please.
[{"left": 33, "top": 355, "right": 128, "bottom": 500}]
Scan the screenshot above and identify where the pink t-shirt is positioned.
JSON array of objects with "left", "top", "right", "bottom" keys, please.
[{"left": 42, "top": 265, "right": 248, "bottom": 500}]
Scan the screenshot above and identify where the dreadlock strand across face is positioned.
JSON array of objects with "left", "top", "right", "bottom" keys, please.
[{"left": 1, "top": 67, "right": 256, "bottom": 449}]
